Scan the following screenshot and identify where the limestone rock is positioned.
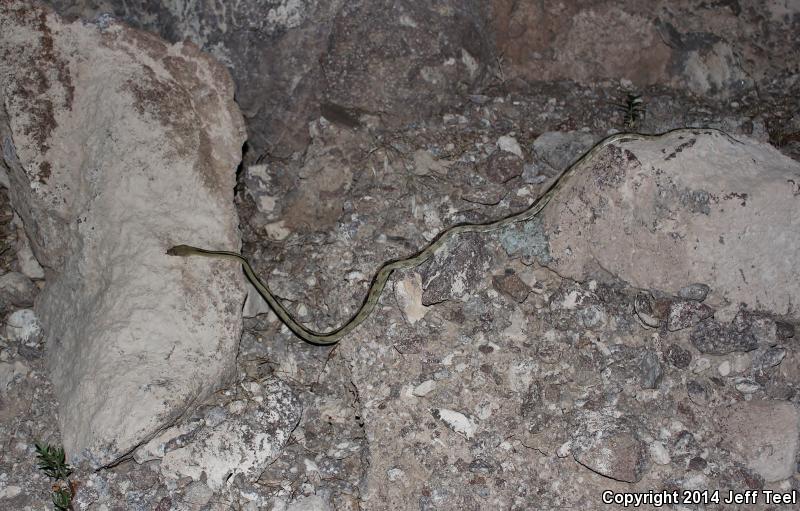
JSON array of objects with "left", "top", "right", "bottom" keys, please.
[
  {"left": 420, "top": 232, "right": 490, "bottom": 305},
  {"left": 542, "top": 130, "right": 800, "bottom": 320},
  {"left": 719, "top": 400, "right": 800, "bottom": 482},
  {"left": 0, "top": 2, "right": 246, "bottom": 466},
  {"left": 158, "top": 378, "right": 302, "bottom": 491},
  {"left": 571, "top": 411, "right": 649, "bottom": 483}
]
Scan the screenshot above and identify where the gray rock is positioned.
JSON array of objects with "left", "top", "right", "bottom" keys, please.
[
  {"left": 572, "top": 412, "right": 649, "bottom": 483},
  {"left": 690, "top": 319, "right": 758, "bottom": 355},
  {"left": 775, "top": 321, "right": 795, "bottom": 340},
  {"left": 578, "top": 304, "right": 607, "bottom": 329},
  {"left": 0, "top": 360, "right": 28, "bottom": 393},
  {"left": 639, "top": 351, "right": 663, "bottom": 390},
  {"left": 525, "top": 131, "right": 598, "bottom": 184},
  {"left": 182, "top": 481, "right": 214, "bottom": 508},
  {"left": 420, "top": 232, "right": 489, "bottom": 305},
  {"left": 0, "top": 2, "right": 246, "bottom": 466},
  {"left": 4, "top": 309, "right": 43, "bottom": 348},
  {"left": 666, "top": 300, "right": 714, "bottom": 331},
  {"left": 49, "top": 0, "right": 489, "bottom": 159},
  {"left": 492, "top": 271, "right": 531, "bottom": 303},
  {"left": 286, "top": 495, "right": 332, "bottom": 511},
  {"left": 0, "top": 272, "right": 37, "bottom": 308},
  {"left": 665, "top": 344, "right": 692, "bottom": 369},
  {"left": 160, "top": 378, "right": 302, "bottom": 490},
  {"left": 677, "top": 283, "right": 711, "bottom": 301},
  {"left": 733, "top": 309, "right": 779, "bottom": 346},
  {"left": 686, "top": 379, "right": 711, "bottom": 407},
  {"left": 604, "top": 346, "right": 663, "bottom": 390},
  {"left": 542, "top": 130, "right": 800, "bottom": 320},
  {"left": 499, "top": 217, "right": 551, "bottom": 265},
  {"left": 734, "top": 378, "right": 761, "bottom": 394},
  {"left": 719, "top": 400, "right": 800, "bottom": 482},
  {"left": 634, "top": 293, "right": 661, "bottom": 328},
  {"left": 760, "top": 347, "right": 786, "bottom": 368}
]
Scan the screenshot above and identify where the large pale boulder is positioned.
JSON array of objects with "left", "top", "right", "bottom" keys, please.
[
  {"left": 0, "top": 1, "right": 246, "bottom": 466},
  {"left": 542, "top": 129, "right": 800, "bottom": 318}
]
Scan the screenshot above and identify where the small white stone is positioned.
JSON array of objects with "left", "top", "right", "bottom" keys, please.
[
  {"left": 265, "top": 220, "right": 291, "bottom": 240},
  {"left": 227, "top": 400, "right": 247, "bottom": 414},
  {"left": 556, "top": 441, "right": 572, "bottom": 458},
  {"left": 718, "top": 360, "right": 731, "bottom": 377},
  {"left": 497, "top": 135, "right": 523, "bottom": 158},
  {"left": 435, "top": 409, "right": 476, "bottom": 439},
  {"left": 412, "top": 380, "right": 436, "bottom": 397},
  {"left": 732, "top": 353, "right": 752, "bottom": 373},
  {"left": 394, "top": 274, "right": 429, "bottom": 325},
  {"left": 303, "top": 458, "right": 319, "bottom": 475},
  {"left": 386, "top": 467, "right": 405, "bottom": 482},
  {"left": 734, "top": 379, "right": 760, "bottom": 394},
  {"left": 649, "top": 441, "right": 671, "bottom": 465},
  {"left": 4, "top": 309, "right": 42, "bottom": 345},
  {"left": 692, "top": 357, "right": 711, "bottom": 373},
  {"left": 0, "top": 485, "right": 21, "bottom": 498}
]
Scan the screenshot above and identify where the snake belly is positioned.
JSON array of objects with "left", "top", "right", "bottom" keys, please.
[{"left": 167, "top": 129, "right": 733, "bottom": 345}]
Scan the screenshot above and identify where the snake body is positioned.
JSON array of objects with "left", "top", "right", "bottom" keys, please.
[{"left": 168, "top": 129, "right": 734, "bottom": 345}]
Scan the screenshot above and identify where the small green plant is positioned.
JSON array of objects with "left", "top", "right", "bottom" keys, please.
[
  {"left": 614, "top": 92, "right": 646, "bottom": 131},
  {"left": 34, "top": 442, "right": 74, "bottom": 511}
]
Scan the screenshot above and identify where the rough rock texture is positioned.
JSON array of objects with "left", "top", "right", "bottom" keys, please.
[
  {"left": 46, "top": 0, "right": 492, "bottom": 158},
  {"left": 0, "top": 1, "right": 246, "bottom": 466},
  {"left": 542, "top": 130, "right": 800, "bottom": 318},
  {"left": 718, "top": 400, "right": 800, "bottom": 482},
  {"left": 139, "top": 378, "right": 302, "bottom": 491},
  {"left": 42, "top": 1, "right": 800, "bottom": 163},
  {"left": 490, "top": 1, "right": 800, "bottom": 97},
  {"left": 571, "top": 411, "right": 649, "bottom": 483},
  {"left": 1, "top": 6, "right": 798, "bottom": 501}
]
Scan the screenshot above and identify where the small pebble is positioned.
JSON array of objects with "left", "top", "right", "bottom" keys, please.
[
  {"left": 677, "top": 283, "right": 711, "bottom": 301},
  {"left": 649, "top": 441, "right": 671, "bottom": 465},
  {"left": 734, "top": 378, "right": 760, "bottom": 394},
  {"left": 692, "top": 357, "right": 711, "bottom": 373}
]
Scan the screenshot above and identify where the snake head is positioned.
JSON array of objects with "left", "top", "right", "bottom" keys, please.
[{"left": 166, "top": 244, "right": 196, "bottom": 257}]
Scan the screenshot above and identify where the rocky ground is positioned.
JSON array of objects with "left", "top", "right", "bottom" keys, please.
[
  {"left": 2, "top": 78, "right": 799, "bottom": 509},
  {"left": 1, "top": 1, "right": 800, "bottom": 510}
]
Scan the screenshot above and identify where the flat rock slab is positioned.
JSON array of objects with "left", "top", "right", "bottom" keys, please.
[
  {"left": 542, "top": 129, "right": 800, "bottom": 318},
  {"left": 0, "top": 1, "right": 246, "bottom": 466},
  {"left": 718, "top": 400, "right": 800, "bottom": 482}
]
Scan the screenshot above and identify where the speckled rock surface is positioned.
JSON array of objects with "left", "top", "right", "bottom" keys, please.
[
  {"left": 490, "top": 1, "right": 800, "bottom": 97},
  {"left": 0, "top": 1, "right": 246, "bottom": 466},
  {"left": 1, "top": 4, "right": 799, "bottom": 506},
  {"left": 541, "top": 130, "right": 800, "bottom": 318},
  {"left": 154, "top": 378, "right": 302, "bottom": 491}
]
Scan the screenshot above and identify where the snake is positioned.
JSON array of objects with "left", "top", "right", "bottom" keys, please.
[{"left": 167, "top": 128, "right": 737, "bottom": 345}]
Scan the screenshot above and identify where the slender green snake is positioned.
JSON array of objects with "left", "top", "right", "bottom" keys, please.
[{"left": 168, "top": 128, "right": 736, "bottom": 345}]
